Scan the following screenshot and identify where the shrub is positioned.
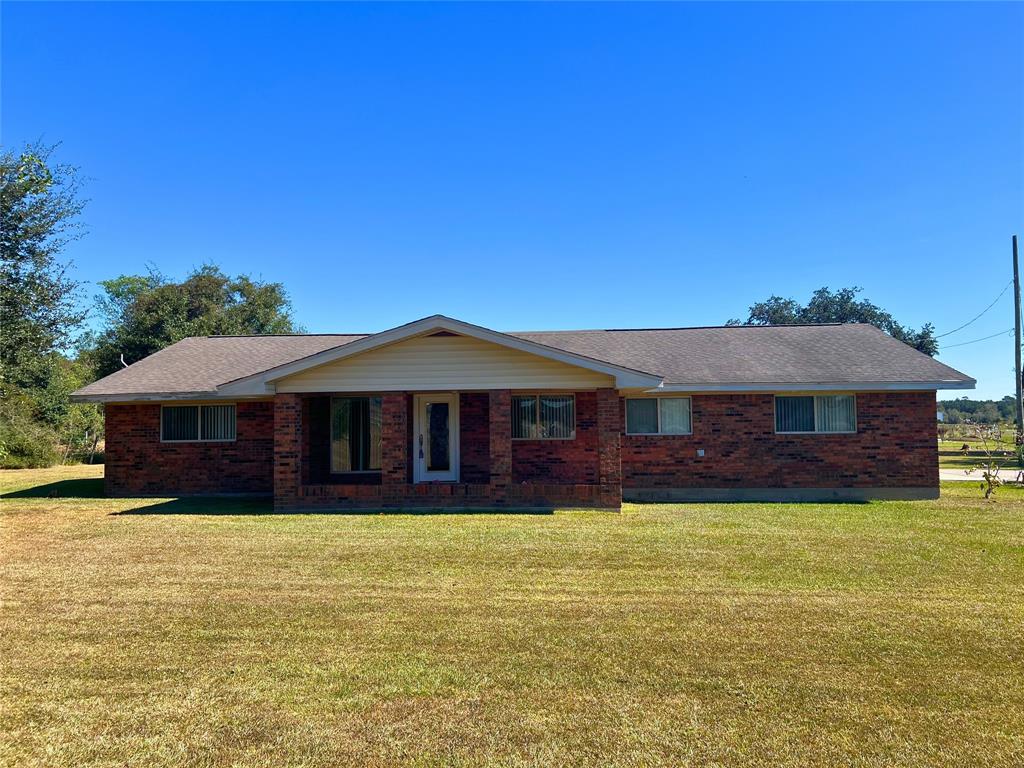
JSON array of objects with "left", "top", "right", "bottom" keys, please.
[{"left": 0, "top": 404, "right": 60, "bottom": 468}]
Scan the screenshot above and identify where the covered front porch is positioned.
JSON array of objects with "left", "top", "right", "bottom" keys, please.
[{"left": 272, "top": 389, "right": 623, "bottom": 511}]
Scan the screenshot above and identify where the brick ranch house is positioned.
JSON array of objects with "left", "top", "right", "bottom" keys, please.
[{"left": 72, "top": 314, "right": 974, "bottom": 510}]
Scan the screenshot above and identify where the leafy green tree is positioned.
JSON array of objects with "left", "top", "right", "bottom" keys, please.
[
  {"left": 0, "top": 144, "right": 86, "bottom": 390},
  {"left": 90, "top": 265, "right": 301, "bottom": 377},
  {"left": 0, "top": 144, "right": 99, "bottom": 467},
  {"left": 728, "top": 287, "right": 937, "bottom": 356}
]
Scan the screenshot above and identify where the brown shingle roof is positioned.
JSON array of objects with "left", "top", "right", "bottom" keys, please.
[
  {"left": 73, "top": 335, "right": 365, "bottom": 397},
  {"left": 512, "top": 323, "right": 971, "bottom": 386},
  {"left": 72, "top": 322, "right": 973, "bottom": 399}
]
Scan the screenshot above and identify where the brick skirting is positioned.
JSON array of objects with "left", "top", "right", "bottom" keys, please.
[{"left": 281, "top": 482, "right": 619, "bottom": 511}]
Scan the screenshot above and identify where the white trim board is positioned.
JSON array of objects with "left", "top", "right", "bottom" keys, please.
[{"left": 649, "top": 380, "right": 975, "bottom": 393}]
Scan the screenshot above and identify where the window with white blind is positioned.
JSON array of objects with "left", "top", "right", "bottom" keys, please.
[
  {"left": 161, "top": 404, "right": 236, "bottom": 442},
  {"left": 512, "top": 394, "right": 575, "bottom": 439},
  {"left": 625, "top": 397, "right": 692, "bottom": 435},
  {"left": 774, "top": 395, "right": 856, "bottom": 434}
]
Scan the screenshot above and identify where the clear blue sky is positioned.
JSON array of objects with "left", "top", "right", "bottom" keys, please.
[{"left": 3, "top": 2, "right": 1022, "bottom": 399}]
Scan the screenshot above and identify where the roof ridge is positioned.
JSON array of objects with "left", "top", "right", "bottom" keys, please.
[
  {"left": 512, "top": 322, "right": 862, "bottom": 334},
  {"left": 203, "top": 333, "right": 370, "bottom": 338},
  {"left": 201, "top": 323, "right": 868, "bottom": 338}
]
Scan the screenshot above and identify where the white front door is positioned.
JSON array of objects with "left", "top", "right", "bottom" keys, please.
[{"left": 413, "top": 393, "right": 460, "bottom": 482}]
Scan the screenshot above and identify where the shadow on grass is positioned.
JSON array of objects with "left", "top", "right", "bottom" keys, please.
[
  {"left": 1, "top": 478, "right": 106, "bottom": 499},
  {"left": 111, "top": 497, "right": 275, "bottom": 515},
  {"left": 2, "top": 477, "right": 555, "bottom": 515},
  {"left": 112, "top": 498, "right": 555, "bottom": 516}
]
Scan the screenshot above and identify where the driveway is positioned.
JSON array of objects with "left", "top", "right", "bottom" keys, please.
[{"left": 940, "top": 467, "right": 1023, "bottom": 482}]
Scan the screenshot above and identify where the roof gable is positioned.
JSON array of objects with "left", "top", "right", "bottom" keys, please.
[
  {"left": 274, "top": 332, "right": 617, "bottom": 392},
  {"left": 217, "top": 315, "right": 663, "bottom": 395}
]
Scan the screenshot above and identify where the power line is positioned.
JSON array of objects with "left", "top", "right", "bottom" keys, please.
[
  {"left": 935, "top": 280, "right": 1013, "bottom": 338},
  {"left": 942, "top": 327, "right": 1015, "bottom": 348}
]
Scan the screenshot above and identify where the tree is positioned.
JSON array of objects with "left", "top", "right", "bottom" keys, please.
[
  {"left": 728, "top": 287, "right": 937, "bottom": 356},
  {"left": 0, "top": 143, "right": 86, "bottom": 391},
  {"left": 90, "top": 265, "right": 301, "bottom": 377},
  {"left": 0, "top": 144, "right": 99, "bottom": 468},
  {"left": 939, "top": 396, "right": 1017, "bottom": 426}
]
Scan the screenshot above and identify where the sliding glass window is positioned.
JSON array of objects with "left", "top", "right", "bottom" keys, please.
[
  {"left": 625, "top": 397, "right": 692, "bottom": 435},
  {"left": 775, "top": 395, "right": 855, "bottom": 433},
  {"left": 161, "top": 404, "right": 236, "bottom": 442}
]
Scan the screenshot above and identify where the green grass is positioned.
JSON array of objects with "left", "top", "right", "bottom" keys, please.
[
  {"left": 938, "top": 433, "right": 1020, "bottom": 470},
  {"left": 2, "top": 465, "right": 1022, "bottom": 767},
  {"left": 938, "top": 449, "right": 1020, "bottom": 470}
]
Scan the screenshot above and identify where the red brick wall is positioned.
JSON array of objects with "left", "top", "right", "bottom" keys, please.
[
  {"left": 289, "top": 481, "right": 617, "bottom": 510},
  {"left": 302, "top": 396, "right": 330, "bottom": 484},
  {"left": 105, "top": 401, "right": 274, "bottom": 496},
  {"left": 274, "top": 394, "right": 302, "bottom": 501},
  {"left": 459, "top": 392, "right": 491, "bottom": 484},
  {"left": 621, "top": 391, "right": 938, "bottom": 489},
  {"left": 381, "top": 393, "right": 408, "bottom": 488},
  {"left": 511, "top": 392, "right": 599, "bottom": 484},
  {"left": 106, "top": 389, "right": 934, "bottom": 504},
  {"left": 488, "top": 390, "right": 512, "bottom": 500}
]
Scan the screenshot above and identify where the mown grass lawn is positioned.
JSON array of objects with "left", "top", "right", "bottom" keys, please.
[
  {"left": 938, "top": 431, "right": 1019, "bottom": 470},
  {"left": 2, "top": 465, "right": 1022, "bottom": 767},
  {"left": 938, "top": 448, "right": 1020, "bottom": 471}
]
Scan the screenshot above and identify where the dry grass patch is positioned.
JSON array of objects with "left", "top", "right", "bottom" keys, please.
[{"left": 2, "top": 465, "right": 1022, "bottom": 767}]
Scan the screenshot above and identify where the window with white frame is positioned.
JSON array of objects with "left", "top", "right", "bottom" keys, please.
[
  {"left": 512, "top": 394, "right": 575, "bottom": 439},
  {"left": 625, "top": 397, "right": 692, "bottom": 435},
  {"left": 161, "top": 404, "right": 236, "bottom": 441},
  {"left": 775, "top": 395, "right": 856, "bottom": 433}
]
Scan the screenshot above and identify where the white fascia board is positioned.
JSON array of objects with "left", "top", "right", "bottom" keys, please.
[
  {"left": 649, "top": 380, "right": 976, "bottom": 393},
  {"left": 216, "top": 314, "right": 664, "bottom": 393}
]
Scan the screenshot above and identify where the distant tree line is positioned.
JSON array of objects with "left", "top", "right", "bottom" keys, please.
[{"left": 938, "top": 396, "right": 1017, "bottom": 425}]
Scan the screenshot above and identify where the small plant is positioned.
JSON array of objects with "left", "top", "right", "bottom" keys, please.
[{"left": 963, "top": 424, "right": 1016, "bottom": 499}]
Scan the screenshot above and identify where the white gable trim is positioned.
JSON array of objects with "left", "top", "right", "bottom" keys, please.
[{"left": 216, "top": 315, "right": 664, "bottom": 395}]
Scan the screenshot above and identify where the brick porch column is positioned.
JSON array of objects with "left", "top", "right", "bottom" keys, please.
[
  {"left": 273, "top": 393, "right": 302, "bottom": 511},
  {"left": 596, "top": 388, "right": 622, "bottom": 508},
  {"left": 488, "top": 390, "right": 512, "bottom": 502},
  {"left": 381, "top": 394, "right": 408, "bottom": 489}
]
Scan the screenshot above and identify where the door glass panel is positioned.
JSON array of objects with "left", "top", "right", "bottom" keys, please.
[{"left": 427, "top": 402, "right": 450, "bottom": 471}]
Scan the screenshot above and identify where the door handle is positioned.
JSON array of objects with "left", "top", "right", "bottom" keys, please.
[{"left": 418, "top": 433, "right": 424, "bottom": 459}]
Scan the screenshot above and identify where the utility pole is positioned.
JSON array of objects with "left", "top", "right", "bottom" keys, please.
[{"left": 1014, "top": 235, "right": 1022, "bottom": 444}]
